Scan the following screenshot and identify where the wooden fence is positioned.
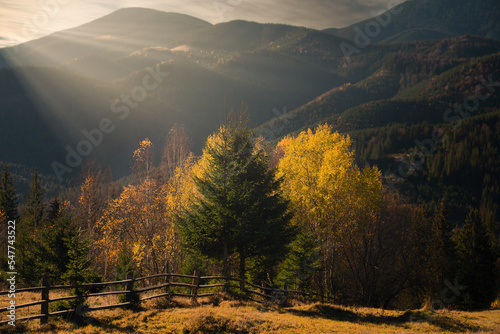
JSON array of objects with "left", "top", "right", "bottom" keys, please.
[{"left": 0, "top": 271, "right": 327, "bottom": 325}]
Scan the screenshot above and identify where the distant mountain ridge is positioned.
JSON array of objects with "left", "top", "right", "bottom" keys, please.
[
  {"left": 0, "top": 1, "right": 499, "bottom": 186},
  {"left": 330, "top": 0, "right": 500, "bottom": 43},
  {"left": 0, "top": 8, "right": 212, "bottom": 68}
]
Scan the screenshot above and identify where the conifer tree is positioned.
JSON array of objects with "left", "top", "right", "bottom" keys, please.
[
  {"left": 0, "top": 164, "right": 18, "bottom": 221},
  {"left": 429, "top": 202, "right": 456, "bottom": 296},
  {"left": 177, "top": 113, "right": 294, "bottom": 281},
  {"left": 454, "top": 208, "right": 497, "bottom": 309},
  {"left": 25, "top": 168, "right": 45, "bottom": 228},
  {"left": 62, "top": 233, "right": 94, "bottom": 308},
  {"left": 47, "top": 198, "right": 61, "bottom": 222}
]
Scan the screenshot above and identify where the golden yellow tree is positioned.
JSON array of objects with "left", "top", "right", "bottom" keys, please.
[
  {"left": 78, "top": 172, "right": 104, "bottom": 235},
  {"left": 96, "top": 139, "right": 192, "bottom": 278},
  {"left": 132, "top": 138, "right": 155, "bottom": 180},
  {"left": 276, "top": 124, "right": 382, "bottom": 295}
]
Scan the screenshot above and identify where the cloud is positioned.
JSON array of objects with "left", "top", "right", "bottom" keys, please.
[{"left": 0, "top": 0, "right": 394, "bottom": 47}]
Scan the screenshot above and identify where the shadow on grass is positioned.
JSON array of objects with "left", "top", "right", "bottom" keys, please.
[
  {"left": 73, "top": 317, "right": 137, "bottom": 333},
  {"left": 286, "top": 305, "right": 482, "bottom": 332}
]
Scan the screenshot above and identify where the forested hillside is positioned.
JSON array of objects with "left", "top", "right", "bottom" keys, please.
[{"left": 331, "top": 0, "right": 500, "bottom": 43}]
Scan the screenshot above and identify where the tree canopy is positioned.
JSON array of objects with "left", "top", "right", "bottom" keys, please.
[{"left": 177, "top": 115, "right": 295, "bottom": 281}]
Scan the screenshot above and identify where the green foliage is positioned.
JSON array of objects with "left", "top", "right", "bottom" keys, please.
[
  {"left": 0, "top": 164, "right": 18, "bottom": 221},
  {"left": 181, "top": 252, "right": 209, "bottom": 282},
  {"left": 116, "top": 245, "right": 139, "bottom": 305},
  {"left": 63, "top": 233, "right": 102, "bottom": 309},
  {"left": 177, "top": 114, "right": 295, "bottom": 281},
  {"left": 24, "top": 168, "right": 45, "bottom": 228},
  {"left": 16, "top": 219, "right": 40, "bottom": 286},
  {"left": 16, "top": 204, "right": 102, "bottom": 290},
  {"left": 350, "top": 107, "right": 500, "bottom": 229},
  {"left": 115, "top": 245, "right": 136, "bottom": 281},
  {"left": 428, "top": 202, "right": 457, "bottom": 297},
  {"left": 453, "top": 209, "right": 497, "bottom": 309},
  {"left": 277, "top": 230, "right": 321, "bottom": 291}
]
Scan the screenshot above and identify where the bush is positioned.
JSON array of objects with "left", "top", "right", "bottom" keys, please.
[{"left": 182, "top": 312, "right": 249, "bottom": 334}]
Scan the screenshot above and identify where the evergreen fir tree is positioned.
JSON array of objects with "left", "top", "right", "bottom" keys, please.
[
  {"left": 454, "top": 208, "right": 497, "bottom": 309},
  {"left": 277, "top": 230, "right": 321, "bottom": 291},
  {"left": 177, "top": 113, "right": 295, "bottom": 282},
  {"left": 0, "top": 164, "right": 18, "bottom": 221},
  {"left": 430, "top": 201, "right": 456, "bottom": 296},
  {"left": 25, "top": 168, "right": 45, "bottom": 228},
  {"left": 47, "top": 198, "right": 61, "bottom": 223}
]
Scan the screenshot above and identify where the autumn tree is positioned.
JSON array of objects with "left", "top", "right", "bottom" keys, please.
[
  {"left": 339, "top": 191, "right": 430, "bottom": 308},
  {"left": 76, "top": 166, "right": 109, "bottom": 235},
  {"left": 96, "top": 139, "right": 181, "bottom": 278},
  {"left": 276, "top": 124, "right": 382, "bottom": 297},
  {"left": 177, "top": 114, "right": 294, "bottom": 282},
  {"left": 161, "top": 124, "right": 191, "bottom": 180},
  {"left": 132, "top": 138, "right": 155, "bottom": 180}
]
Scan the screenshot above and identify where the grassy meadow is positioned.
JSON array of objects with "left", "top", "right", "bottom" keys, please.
[{"left": 1, "top": 292, "right": 500, "bottom": 333}]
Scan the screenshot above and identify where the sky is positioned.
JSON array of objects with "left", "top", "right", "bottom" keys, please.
[{"left": 0, "top": 0, "right": 395, "bottom": 48}]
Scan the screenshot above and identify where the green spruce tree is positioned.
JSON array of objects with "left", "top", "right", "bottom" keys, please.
[
  {"left": 177, "top": 113, "right": 295, "bottom": 282},
  {"left": 25, "top": 168, "right": 45, "bottom": 228},
  {"left": 277, "top": 229, "right": 321, "bottom": 291},
  {"left": 0, "top": 164, "right": 18, "bottom": 221},
  {"left": 454, "top": 208, "right": 497, "bottom": 309},
  {"left": 429, "top": 202, "right": 456, "bottom": 297}
]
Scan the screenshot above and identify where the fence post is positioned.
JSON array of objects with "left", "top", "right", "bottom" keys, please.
[
  {"left": 164, "top": 274, "right": 171, "bottom": 300},
  {"left": 239, "top": 277, "right": 245, "bottom": 291},
  {"left": 224, "top": 276, "right": 229, "bottom": 293},
  {"left": 40, "top": 274, "right": 50, "bottom": 324},
  {"left": 191, "top": 270, "right": 200, "bottom": 304},
  {"left": 125, "top": 274, "right": 136, "bottom": 306}
]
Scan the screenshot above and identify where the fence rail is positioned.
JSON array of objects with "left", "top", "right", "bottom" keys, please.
[{"left": 0, "top": 271, "right": 328, "bottom": 325}]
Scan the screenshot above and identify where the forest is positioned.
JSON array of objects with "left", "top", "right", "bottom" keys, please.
[{"left": 1, "top": 115, "right": 498, "bottom": 311}]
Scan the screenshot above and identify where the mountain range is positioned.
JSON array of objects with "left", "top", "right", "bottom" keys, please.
[{"left": 0, "top": 0, "right": 499, "bottom": 217}]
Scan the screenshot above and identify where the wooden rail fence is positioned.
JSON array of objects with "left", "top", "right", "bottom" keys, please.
[{"left": 0, "top": 272, "right": 328, "bottom": 325}]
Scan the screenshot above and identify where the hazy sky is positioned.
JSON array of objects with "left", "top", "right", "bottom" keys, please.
[{"left": 0, "top": 0, "right": 394, "bottom": 47}]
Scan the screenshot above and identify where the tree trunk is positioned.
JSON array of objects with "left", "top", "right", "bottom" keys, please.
[
  {"left": 223, "top": 242, "right": 229, "bottom": 292},
  {"left": 239, "top": 252, "right": 246, "bottom": 290},
  {"left": 223, "top": 242, "right": 228, "bottom": 277}
]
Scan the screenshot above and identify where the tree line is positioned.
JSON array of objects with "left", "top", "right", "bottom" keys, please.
[{"left": 0, "top": 115, "right": 498, "bottom": 310}]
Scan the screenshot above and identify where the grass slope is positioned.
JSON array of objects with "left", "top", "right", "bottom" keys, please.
[{"left": 4, "top": 300, "right": 499, "bottom": 333}]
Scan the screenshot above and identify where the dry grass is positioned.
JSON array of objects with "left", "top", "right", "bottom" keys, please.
[{"left": 1, "top": 293, "right": 500, "bottom": 334}]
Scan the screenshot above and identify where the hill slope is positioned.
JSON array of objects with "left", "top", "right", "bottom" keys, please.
[
  {"left": 0, "top": 65, "right": 196, "bottom": 179},
  {"left": 258, "top": 36, "right": 500, "bottom": 138},
  {"left": 0, "top": 8, "right": 212, "bottom": 69},
  {"left": 332, "top": 0, "right": 500, "bottom": 43}
]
